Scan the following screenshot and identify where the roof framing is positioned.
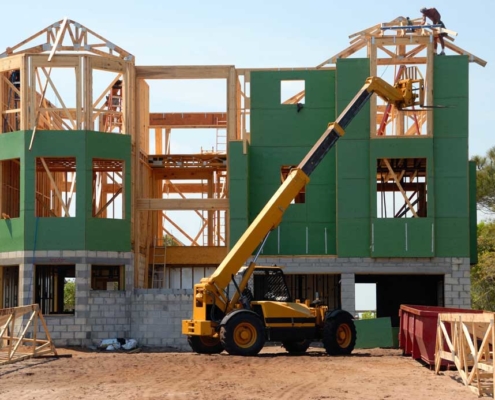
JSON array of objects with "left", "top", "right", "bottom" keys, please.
[
  {"left": 0, "top": 18, "right": 133, "bottom": 61},
  {"left": 317, "top": 16, "right": 486, "bottom": 68}
]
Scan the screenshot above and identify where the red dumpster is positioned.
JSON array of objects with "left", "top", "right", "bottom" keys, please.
[{"left": 399, "top": 304, "right": 483, "bottom": 365}]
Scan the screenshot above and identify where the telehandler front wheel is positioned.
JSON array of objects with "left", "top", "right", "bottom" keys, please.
[
  {"left": 220, "top": 313, "right": 265, "bottom": 356},
  {"left": 322, "top": 313, "right": 356, "bottom": 356},
  {"left": 187, "top": 335, "right": 224, "bottom": 354}
]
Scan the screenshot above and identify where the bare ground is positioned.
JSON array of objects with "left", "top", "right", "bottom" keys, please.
[{"left": 0, "top": 347, "right": 473, "bottom": 400}]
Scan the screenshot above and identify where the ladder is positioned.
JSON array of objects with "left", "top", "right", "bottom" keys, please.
[
  {"left": 151, "top": 235, "right": 167, "bottom": 288},
  {"left": 216, "top": 127, "right": 227, "bottom": 153}
]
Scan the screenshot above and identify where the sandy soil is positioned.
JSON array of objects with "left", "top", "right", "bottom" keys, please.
[{"left": 0, "top": 347, "right": 472, "bottom": 400}]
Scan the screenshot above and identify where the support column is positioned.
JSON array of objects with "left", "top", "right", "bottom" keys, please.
[
  {"left": 340, "top": 273, "right": 356, "bottom": 316},
  {"left": 444, "top": 258, "right": 471, "bottom": 309},
  {"left": 18, "top": 263, "right": 34, "bottom": 306}
]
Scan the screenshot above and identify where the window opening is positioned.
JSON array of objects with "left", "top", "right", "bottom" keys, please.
[
  {"left": 91, "top": 265, "right": 124, "bottom": 290},
  {"left": 281, "top": 80, "right": 305, "bottom": 105},
  {"left": 93, "top": 159, "right": 124, "bottom": 219},
  {"left": 35, "top": 265, "right": 75, "bottom": 315},
  {"left": 376, "top": 158, "right": 427, "bottom": 218},
  {"left": 0, "top": 158, "right": 20, "bottom": 219},
  {"left": 35, "top": 157, "right": 76, "bottom": 217}
]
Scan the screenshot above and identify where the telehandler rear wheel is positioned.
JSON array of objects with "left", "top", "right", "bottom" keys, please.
[
  {"left": 322, "top": 313, "right": 356, "bottom": 356},
  {"left": 187, "top": 335, "right": 224, "bottom": 354},
  {"left": 220, "top": 313, "right": 265, "bottom": 356},
  {"left": 282, "top": 339, "right": 311, "bottom": 354}
]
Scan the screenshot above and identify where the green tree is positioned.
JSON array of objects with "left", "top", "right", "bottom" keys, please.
[
  {"left": 472, "top": 146, "right": 495, "bottom": 213},
  {"left": 163, "top": 234, "right": 180, "bottom": 246},
  {"left": 361, "top": 311, "right": 376, "bottom": 319},
  {"left": 471, "top": 222, "right": 495, "bottom": 310},
  {"left": 64, "top": 279, "right": 75, "bottom": 312}
]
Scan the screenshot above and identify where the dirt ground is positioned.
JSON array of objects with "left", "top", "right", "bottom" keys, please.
[{"left": 0, "top": 347, "right": 473, "bottom": 400}]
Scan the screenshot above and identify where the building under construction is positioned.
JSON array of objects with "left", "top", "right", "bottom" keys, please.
[{"left": 0, "top": 17, "right": 485, "bottom": 347}]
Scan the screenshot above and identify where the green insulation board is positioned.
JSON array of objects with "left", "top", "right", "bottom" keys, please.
[
  {"left": 336, "top": 58, "right": 371, "bottom": 257},
  {"left": 354, "top": 317, "right": 394, "bottom": 349},
  {"left": 370, "top": 138, "right": 434, "bottom": 257},
  {"left": 433, "top": 56, "right": 470, "bottom": 257},
  {"left": 229, "top": 141, "right": 249, "bottom": 246},
  {"left": 0, "top": 132, "right": 25, "bottom": 251},
  {"left": 249, "top": 70, "right": 336, "bottom": 255},
  {"left": 0, "top": 130, "right": 131, "bottom": 253}
]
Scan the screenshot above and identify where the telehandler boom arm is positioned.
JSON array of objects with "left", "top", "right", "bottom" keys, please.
[{"left": 185, "top": 76, "right": 424, "bottom": 329}]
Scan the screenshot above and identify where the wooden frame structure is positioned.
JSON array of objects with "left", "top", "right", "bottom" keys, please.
[
  {"left": 0, "top": 17, "right": 487, "bottom": 288},
  {"left": 435, "top": 312, "right": 495, "bottom": 397},
  {"left": 317, "top": 16, "right": 486, "bottom": 138},
  {"left": 0, "top": 304, "right": 57, "bottom": 365},
  {"left": 133, "top": 66, "right": 236, "bottom": 287}
]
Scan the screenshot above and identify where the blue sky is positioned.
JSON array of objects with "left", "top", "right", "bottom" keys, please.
[
  {"left": 1, "top": 0, "right": 492, "bottom": 156},
  {"left": 2, "top": 1, "right": 492, "bottom": 308}
]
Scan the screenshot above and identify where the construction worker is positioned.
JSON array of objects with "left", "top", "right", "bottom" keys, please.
[{"left": 420, "top": 7, "right": 446, "bottom": 55}]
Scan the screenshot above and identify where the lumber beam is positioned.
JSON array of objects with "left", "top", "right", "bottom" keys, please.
[
  {"left": 138, "top": 198, "right": 229, "bottom": 211},
  {"left": 150, "top": 246, "right": 228, "bottom": 265},
  {"left": 149, "top": 112, "right": 227, "bottom": 128},
  {"left": 135, "top": 66, "right": 232, "bottom": 79}
]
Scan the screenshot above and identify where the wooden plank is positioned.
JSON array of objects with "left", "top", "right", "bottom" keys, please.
[
  {"left": 48, "top": 17, "right": 68, "bottom": 62},
  {"left": 444, "top": 41, "right": 487, "bottom": 67},
  {"left": 149, "top": 112, "right": 227, "bottom": 128},
  {"left": 0, "top": 55, "right": 23, "bottom": 73},
  {"left": 439, "top": 313, "right": 494, "bottom": 324},
  {"left": 227, "top": 66, "right": 237, "bottom": 141},
  {"left": 138, "top": 198, "right": 229, "bottom": 211},
  {"left": 135, "top": 66, "right": 232, "bottom": 79}
]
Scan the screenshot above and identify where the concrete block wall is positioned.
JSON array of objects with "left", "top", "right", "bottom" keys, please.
[
  {"left": 6, "top": 252, "right": 472, "bottom": 349},
  {"left": 444, "top": 257, "right": 471, "bottom": 308},
  {"left": 130, "top": 289, "right": 193, "bottom": 350}
]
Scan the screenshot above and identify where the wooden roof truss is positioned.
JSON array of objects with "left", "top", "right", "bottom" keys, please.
[{"left": 0, "top": 19, "right": 133, "bottom": 61}]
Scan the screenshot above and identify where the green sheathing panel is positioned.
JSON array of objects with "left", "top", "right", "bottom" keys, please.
[
  {"left": 354, "top": 317, "right": 394, "bottom": 349},
  {"left": 433, "top": 56, "right": 469, "bottom": 257},
  {"left": 0, "top": 130, "right": 132, "bottom": 252},
  {"left": 24, "top": 130, "right": 86, "bottom": 251},
  {"left": 469, "top": 161, "right": 478, "bottom": 264},
  {"left": 229, "top": 141, "right": 249, "bottom": 247},
  {"left": 85, "top": 132, "right": 132, "bottom": 251},
  {"left": 336, "top": 58, "right": 371, "bottom": 257},
  {"left": 250, "top": 70, "right": 336, "bottom": 255},
  {"left": 370, "top": 138, "right": 434, "bottom": 257},
  {"left": 0, "top": 132, "right": 25, "bottom": 251}
]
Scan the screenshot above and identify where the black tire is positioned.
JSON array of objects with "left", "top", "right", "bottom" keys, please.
[
  {"left": 220, "top": 313, "right": 265, "bottom": 356},
  {"left": 323, "top": 314, "right": 356, "bottom": 356},
  {"left": 282, "top": 339, "right": 311, "bottom": 354},
  {"left": 187, "top": 335, "right": 224, "bottom": 354}
]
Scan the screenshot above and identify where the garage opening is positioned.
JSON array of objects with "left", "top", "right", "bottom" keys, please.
[{"left": 356, "top": 274, "right": 443, "bottom": 326}]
